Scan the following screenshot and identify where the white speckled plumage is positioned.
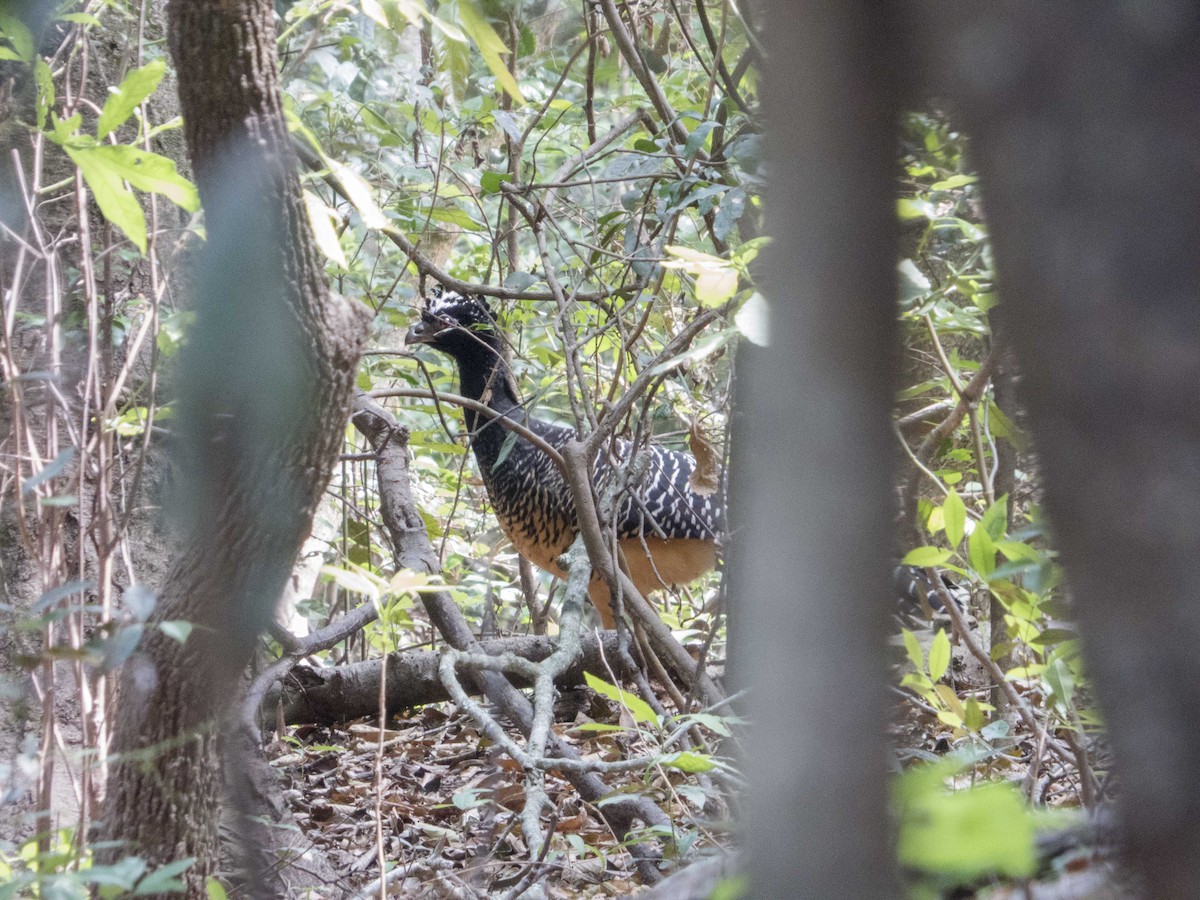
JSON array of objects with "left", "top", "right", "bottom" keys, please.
[{"left": 407, "top": 288, "right": 724, "bottom": 621}]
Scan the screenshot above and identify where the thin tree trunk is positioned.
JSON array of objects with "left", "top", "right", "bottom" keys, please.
[
  {"left": 730, "top": 3, "right": 901, "bottom": 897},
  {"left": 101, "top": 0, "right": 370, "bottom": 893}
]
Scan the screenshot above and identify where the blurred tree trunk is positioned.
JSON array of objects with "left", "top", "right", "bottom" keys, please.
[
  {"left": 100, "top": 0, "right": 370, "bottom": 894},
  {"left": 911, "top": 4, "right": 1200, "bottom": 893},
  {"left": 751, "top": 1, "right": 1200, "bottom": 896},
  {"left": 730, "top": 4, "right": 901, "bottom": 898}
]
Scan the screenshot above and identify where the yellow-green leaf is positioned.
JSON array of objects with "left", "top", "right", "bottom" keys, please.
[
  {"left": 942, "top": 490, "right": 966, "bottom": 548},
  {"left": 65, "top": 145, "right": 147, "bottom": 252},
  {"left": 97, "top": 59, "right": 166, "bottom": 139},
  {"left": 457, "top": 0, "right": 526, "bottom": 105},
  {"left": 901, "top": 546, "right": 952, "bottom": 567},
  {"left": 928, "top": 628, "right": 951, "bottom": 682},
  {"left": 968, "top": 523, "right": 997, "bottom": 578},
  {"left": 902, "top": 628, "right": 924, "bottom": 671},
  {"left": 583, "top": 671, "right": 658, "bottom": 726}
]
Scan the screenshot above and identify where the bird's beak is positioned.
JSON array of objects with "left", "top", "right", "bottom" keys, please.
[{"left": 405, "top": 318, "right": 442, "bottom": 345}]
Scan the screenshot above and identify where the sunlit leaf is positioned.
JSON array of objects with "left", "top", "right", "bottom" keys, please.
[
  {"left": 583, "top": 671, "right": 658, "bottom": 726},
  {"left": 901, "top": 546, "right": 951, "bottom": 567},
  {"left": 303, "top": 189, "right": 348, "bottom": 269},
  {"left": 457, "top": 0, "right": 526, "bottom": 105},
  {"left": 942, "top": 490, "right": 966, "bottom": 548},
  {"left": 97, "top": 59, "right": 166, "bottom": 139}
]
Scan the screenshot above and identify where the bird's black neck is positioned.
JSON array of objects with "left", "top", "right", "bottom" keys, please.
[{"left": 443, "top": 331, "right": 525, "bottom": 470}]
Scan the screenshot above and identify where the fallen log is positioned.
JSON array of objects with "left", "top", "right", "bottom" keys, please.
[{"left": 268, "top": 631, "right": 633, "bottom": 725}]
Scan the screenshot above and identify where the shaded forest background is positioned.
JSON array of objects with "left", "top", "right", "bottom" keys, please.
[{"left": 2, "top": 0, "right": 1170, "bottom": 897}]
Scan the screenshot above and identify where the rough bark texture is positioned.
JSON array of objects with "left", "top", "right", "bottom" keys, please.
[
  {"left": 910, "top": 3, "right": 1200, "bottom": 893},
  {"left": 729, "top": 3, "right": 900, "bottom": 898},
  {"left": 101, "top": 0, "right": 370, "bottom": 893}
]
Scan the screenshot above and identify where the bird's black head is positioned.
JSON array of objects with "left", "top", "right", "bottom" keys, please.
[{"left": 405, "top": 287, "right": 497, "bottom": 351}]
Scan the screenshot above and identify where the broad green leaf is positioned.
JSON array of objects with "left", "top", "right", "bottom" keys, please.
[
  {"left": 77, "top": 142, "right": 199, "bottom": 209},
  {"left": 994, "top": 540, "right": 1039, "bottom": 563},
  {"left": 897, "top": 198, "right": 935, "bottom": 221},
  {"left": 660, "top": 751, "right": 716, "bottom": 773},
  {"left": 457, "top": 0, "right": 526, "bottom": 105},
  {"left": 928, "top": 628, "right": 950, "bottom": 682},
  {"left": 425, "top": 205, "right": 485, "bottom": 231},
  {"left": 583, "top": 671, "right": 658, "bottom": 726},
  {"left": 97, "top": 59, "right": 166, "bottom": 139},
  {"left": 968, "top": 523, "right": 997, "bottom": 578},
  {"left": 66, "top": 144, "right": 199, "bottom": 252},
  {"left": 896, "top": 772, "right": 1036, "bottom": 879},
  {"left": 480, "top": 171, "right": 511, "bottom": 194},
  {"left": 303, "top": 189, "right": 348, "bottom": 268},
  {"left": 0, "top": 11, "right": 34, "bottom": 61},
  {"left": 942, "top": 490, "right": 966, "bottom": 548},
  {"left": 963, "top": 697, "right": 986, "bottom": 732},
  {"left": 979, "top": 494, "right": 1008, "bottom": 541},
  {"left": 901, "top": 546, "right": 951, "bottom": 567}
]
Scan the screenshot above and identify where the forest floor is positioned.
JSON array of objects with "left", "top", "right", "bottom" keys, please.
[{"left": 268, "top": 612, "right": 1123, "bottom": 898}]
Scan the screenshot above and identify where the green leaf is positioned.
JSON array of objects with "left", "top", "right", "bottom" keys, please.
[
  {"left": 979, "top": 494, "right": 1008, "bottom": 541},
  {"left": 963, "top": 697, "right": 987, "bottom": 732},
  {"left": 897, "top": 198, "right": 935, "bottom": 221},
  {"left": 902, "top": 628, "right": 924, "bottom": 672},
  {"left": 66, "top": 144, "right": 200, "bottom": 252},
  {"left": 97, "top": 59, "right": 166, "bottom": 139},
  {"left": 457, "top": 0, "right": 526, "bottom": 105},
  {"left": 34, "top": 59, "right": 53, "bottom": 130},
  {"left": 0, "top": 11, "right": 34, "bottom": 61},
  {"left": 205, "top": 876, "right": 230, "bottom": 900},
  {"left": 425, "top": 205, "right": 485, "bottom": 231},
  {"left": 493, "top": 429, "right": 519, "bottom": 468},
  {"left": 479, "top": 171, "right": 511, "bottom": 195},
  {"left": 930, "top": 174, "right": 977, "bottom": 190},
  {"left": 928, "top": 628, "right": 950, "bottom": 682},
  {"left": 994, "top": 540, "right": 1040, "bottom": 563},
  {"left": 684, "top": 121, "right": 718, "bottom": 158},
  {"left": 583, "top": 671, "right": 659, "bottom": 726},
  {"left": 901, "top": 546, "right": 951, "bottom": 568},
  {"left": 570, "top": 722, "right": 626, "bottom": 733},
  {"left": 660, "top": 751, "right": 716, "bottom": 773},
  {"left": 942, "top": 490, "right": 966, "bottom": 549},
  {"left": 968, "top": 523, "right": 997, "bottom": 578}
]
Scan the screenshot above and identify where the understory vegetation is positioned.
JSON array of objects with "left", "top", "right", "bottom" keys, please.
[{"left": 0, "top": 0, "right": 1106, "bottom": 896}]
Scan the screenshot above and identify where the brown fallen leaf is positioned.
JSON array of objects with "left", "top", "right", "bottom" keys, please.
[{"left": 688, "top": 419, "right": 721, "bottom": 496}]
